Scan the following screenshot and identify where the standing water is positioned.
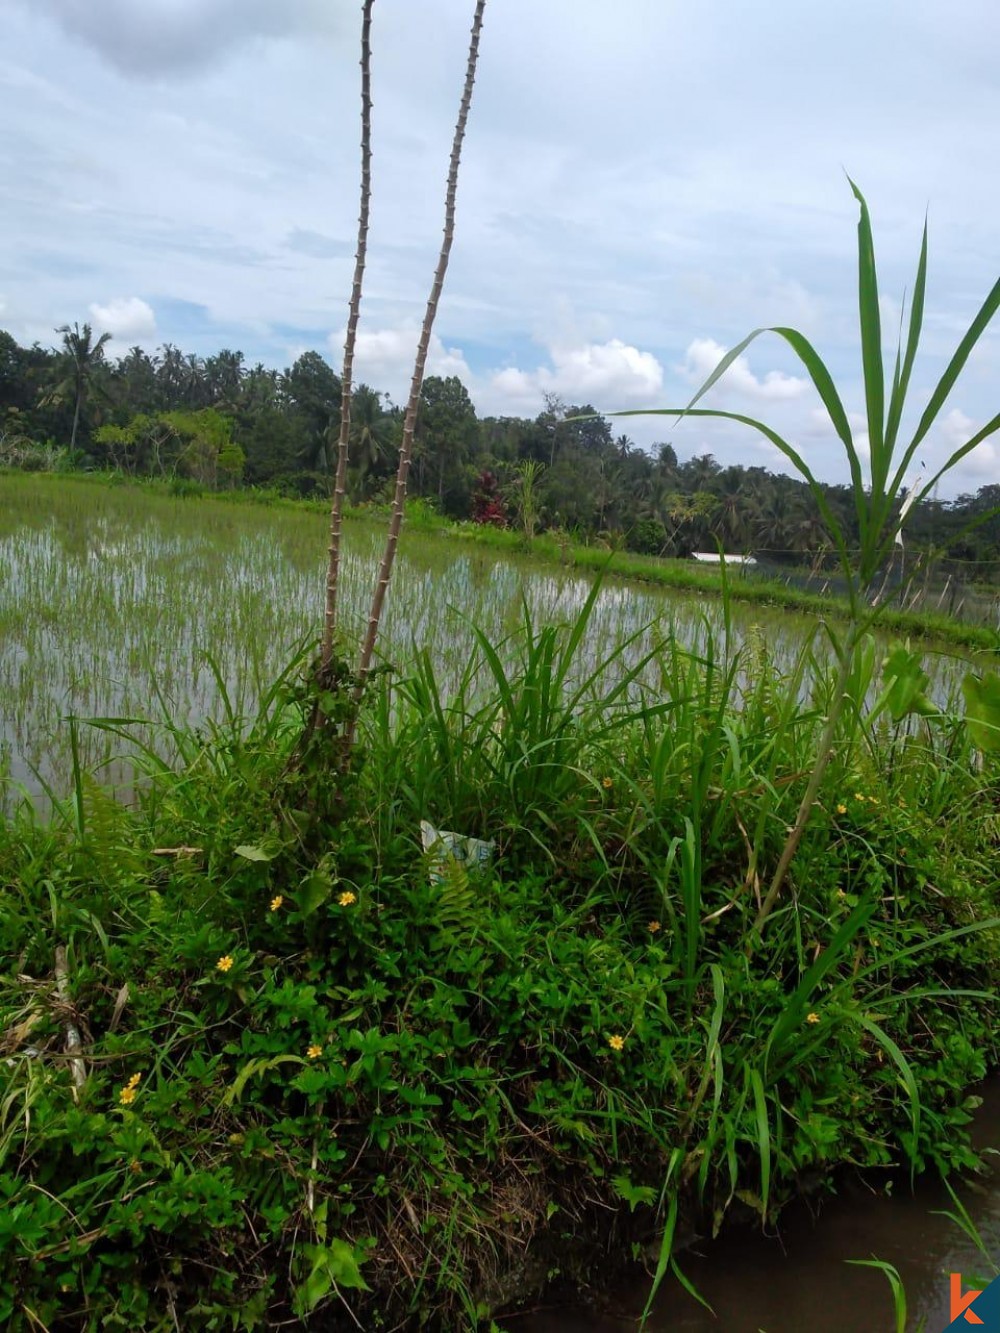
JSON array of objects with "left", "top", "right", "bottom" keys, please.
[
  {"left": 0, "top": 476, "right": 972, "bottom": 808},
  {"left": 516, "top": 1082, "right": 1000, "bottom": 1332}
]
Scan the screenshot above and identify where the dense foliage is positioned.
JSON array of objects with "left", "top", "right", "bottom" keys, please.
[
  {"left": 2, "top": 597, "right": 998, "bottom": 1329},
  {"left": 2, "top": 326, "right": 999, "bottom": 579}
]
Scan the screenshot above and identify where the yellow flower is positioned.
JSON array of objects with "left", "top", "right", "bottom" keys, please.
[
  {"left": 607, "top": 1033, "right": 625, "bottom": 1051},
  {"left": 835, "top": 803, "right": 847, "bottom": 815},
  {"left": 126, "top": 1072, "right": 142, "bottom": 1090},
  {"left": 216, "top": 955, "right": 234, "bottom": 973},
  {"left": 338, "top": 891, "right": 357, "bottom": 907},
  {"left": 836, "top": 888, "right": 847, "bottom": 899},
  {"left": 854, "top": 792, "right": 865, "bottom": 802},
  {"left": 307, "top": 1044, "right": 323, "bottom": 1060},
  {"left": 602, "top": 776, "right": 614, "bottom": 790},
  {"left": 806, "top": 1012, "right": 820, "bottom": 1025},
  {"left": 269, "top": 895, "right": 284, "bottom": 912},
  {"left": 119, "top": 1085, "right": 137, "bottom": 1105},
  {"left": 647, "top": 920, "right": 661, "bottom": 934}
]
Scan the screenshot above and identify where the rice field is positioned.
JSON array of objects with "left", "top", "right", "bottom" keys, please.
[{"left": 0, "top": 472, "right": 971, "bottom": 808}]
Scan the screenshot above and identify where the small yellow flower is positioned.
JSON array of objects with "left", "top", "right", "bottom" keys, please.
[
  {"left": 307, "top": 1044, "right": 323, "bottom": 1060},
  {"left": 269, "top": 895, "right": 284, "bottom": 912},
  {"left": 835, "top": 803, "right": 847, "bottom": 815},
  {"left": 601, "top": 776, "right": 614, "bottom": 790},
  {"left": 806, "top": 1012, "right": 820, "bottom": 1025},
  {"left": 119, "top": 1085, "right": 137, "bottom": 1105},
  {"left": 607, "top": 1033, "right": 625, "bottom": 1051},
  {"left": 836, "top": 888, "right": 847, "bottom": 899},
  {"left": 338, "top": 891, "right": 357, "bottom": 907},
  {"left": 216, "top": 955, "right": 234, "bottom": 973},
  {"left": 854, "top": 792, "right": 865, "bottom": 802},
  {"left": 126, "top": 1072, "right": 142, "bottom": 1090},
  {"left": 647, "top": 920, "right": 661, "bottom": 934}
]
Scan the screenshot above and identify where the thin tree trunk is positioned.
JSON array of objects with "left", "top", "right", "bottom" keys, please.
[
  {"left": 54, "top": 946, "right": 87, "bottom": 1099},
  {"left": 751, "top": 622, "right": 860, "bottom": 940},
  {"left": 70, "top": 388, "right": 81, "bottom": 454},
  {"left": 354, "top": 0, "right": 487, "bottom": 699},
  {"left": 321, "top": 0, "right": 375, "bottom": 673}
]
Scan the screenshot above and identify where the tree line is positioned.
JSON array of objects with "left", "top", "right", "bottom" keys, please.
[{"left": 1, "top": 322, "right": 998, "bottom": 576}]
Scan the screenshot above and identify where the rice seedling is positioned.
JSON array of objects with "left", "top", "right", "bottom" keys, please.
[{"left": 2, "top": 473, "right": 979, "bottom": 815}]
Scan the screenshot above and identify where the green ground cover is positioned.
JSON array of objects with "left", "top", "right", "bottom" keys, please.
[{"left": 2, "top": 535, "right": 998, "bottom": 1326}]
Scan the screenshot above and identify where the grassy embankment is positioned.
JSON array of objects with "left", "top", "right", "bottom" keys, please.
[{"left": 2, "top": 538, "right": 999, "bottom": 1327}]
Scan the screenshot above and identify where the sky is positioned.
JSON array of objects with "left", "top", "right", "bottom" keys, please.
[{"left": 2, "top": 0, "right": 999, "bottom": 496}]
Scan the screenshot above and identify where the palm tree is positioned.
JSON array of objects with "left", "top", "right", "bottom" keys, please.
[
  {"left": 347, "top": 384, "right": 394, "bottom": 498},
  {"left": 45, "top": 323, "right": 112, "bottom": 451}
]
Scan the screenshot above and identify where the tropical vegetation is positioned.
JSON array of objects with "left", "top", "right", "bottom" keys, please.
[{"left": 4, "top": 329, "right": 1000, "bottom": 586}]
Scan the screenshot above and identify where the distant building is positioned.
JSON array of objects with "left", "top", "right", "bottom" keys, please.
[{"left": 690, "top": 552, "right": 757, "bottom": 566}]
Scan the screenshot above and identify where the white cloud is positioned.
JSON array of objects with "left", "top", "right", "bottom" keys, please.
[
  {"left": 88, "top": 296, "right": 156, "bottom": 341},
  {"left": 490, "top": 338, "right": 663, "bottom": 410},
  {"left": 680, "top": 338, "right": 809, "bottom": 402},
  {"left": 940, "top": 407, "right": 976, "bottom": 450},
  {"left": 938, "top": 408, "right": 998, "bottom": 481},
  {"left": 330, "top": 324, "right": 471, "bottom": 399}
]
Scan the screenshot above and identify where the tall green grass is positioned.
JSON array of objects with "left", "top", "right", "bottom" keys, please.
[{"left": 1, "top": 506, "right": 998, "bottom": 1326}]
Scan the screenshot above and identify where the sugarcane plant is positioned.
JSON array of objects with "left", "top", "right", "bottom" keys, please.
[{"left": 624, "top": 180, "right": 1000, "bottom": 937}]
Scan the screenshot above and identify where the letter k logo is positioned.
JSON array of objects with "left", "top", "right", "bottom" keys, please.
[{"left": 951, "top": 1273, "right": 984, "bottom": 1326}]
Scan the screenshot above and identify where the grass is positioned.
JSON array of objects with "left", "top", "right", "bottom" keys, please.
[
  {"left": 1, "top": 568, "right": 998, "bottom": 1328},
  {"left": 0, "top": 471, "right": 988, "bottom": 811}
]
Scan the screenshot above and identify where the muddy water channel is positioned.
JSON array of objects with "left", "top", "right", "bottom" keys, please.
[
  {"left": 518, "top": 1081, "right": 1000, "bottom": 1333},
  {"left": 0, "top": 477, "right": 974, "bottom": 809}
]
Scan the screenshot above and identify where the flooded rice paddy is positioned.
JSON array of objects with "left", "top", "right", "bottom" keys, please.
[{"left": 0, "top": 475, "right": 974, "bottom": 810}]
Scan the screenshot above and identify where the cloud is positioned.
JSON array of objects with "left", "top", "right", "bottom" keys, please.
[
  {"left": 285, "top": 228, "right": 351, "bottom": 260},
  {"left": 88, "top": 297, "right": 157, "bottom": 341},
  {"left": 938, "top": 407, "right": 997, "bottom": 481},
  {"left": 680, "top": 338, "right": 809, "bottom": 401},
  {"left": 330, "top": 324, "right": 471, "bottom": 399},
  {"left": 23, "top": 0, "right": 335, "bottom": 76},
  {"left": 941, "top": 407, "right": 976, "bottom": 450},
  {"left": 490, "top": 338, "right": 663, "bottom": 410}
]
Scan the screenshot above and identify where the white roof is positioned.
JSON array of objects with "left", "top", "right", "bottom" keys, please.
[{"left": 690, "top": 552, "right": 757, "bottom": 565}]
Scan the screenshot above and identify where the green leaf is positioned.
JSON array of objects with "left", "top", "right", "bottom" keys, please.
[
  {"left": 880, "top": 646, "right": 936, "bottom": 722},
  {"left": 962, "top": 671, "right": 1000, "bottom": 752},
  {"left": 225, "top": 1054, "right": 303, "bottom": 1105},
  {"left": 234, "top": 844, "right": 277, "bottom": 862},
  {"left": 748, "top": 1067, "right": 771, "bottom": 1220},
  {"left": 885, "top": 218, "right": 927, "bottom": 462},
  {"left": 848, "top": 178, "right": 886, "bottom": 493},
  {"left": 297, "top": 869, "right": 335, "bottom": 916},
  {"left": 611, "top": 1175, "right": 657, "bottom": 1211}
]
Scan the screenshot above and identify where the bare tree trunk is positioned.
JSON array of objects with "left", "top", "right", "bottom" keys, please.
[
  {"left": 70, "top": 389, "right": 81, "bottom": 454},
  {"left": 54, "top": 946, "right": 87, "bottom": 1099},
  {"left": 321, "top": 0, "right": 375, "bottom": 673},
  {"left": 354, "top": 0, "right": 487, "bottom": 701}
]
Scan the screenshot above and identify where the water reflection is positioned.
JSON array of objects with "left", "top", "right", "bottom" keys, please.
[{"left": 0, "top": 487, "right": 974, "bottom": 809}]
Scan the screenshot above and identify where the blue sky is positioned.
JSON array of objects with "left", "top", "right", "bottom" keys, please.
[{"left": 2, "top": 0, "right": 999, "bottom": 494}]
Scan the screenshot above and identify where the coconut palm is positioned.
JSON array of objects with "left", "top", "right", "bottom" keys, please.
[
  {"left": 347, "top": 383, "right": 395, "bottom": 498},
  {"left": 45, "top": 322, "right": 112, "bottom": 451}
]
